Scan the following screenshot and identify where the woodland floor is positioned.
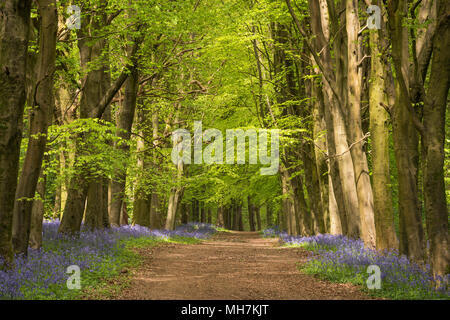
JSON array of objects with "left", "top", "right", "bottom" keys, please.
[{"left": 103, "top": 231, "right": 374, "bottom": 300}]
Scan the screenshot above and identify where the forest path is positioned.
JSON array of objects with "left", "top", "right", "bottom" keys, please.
[{"left": 112, "top": 231, "right": 372, "bottom": 300}]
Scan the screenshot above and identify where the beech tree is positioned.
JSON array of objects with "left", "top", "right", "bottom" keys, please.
[{"left": 0, "top": 0, "right": 32, "bottom": 265}]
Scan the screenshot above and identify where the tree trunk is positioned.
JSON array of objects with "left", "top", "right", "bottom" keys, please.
[
  {"left": 237, "top": 204, "right": 244, "bottom": 231},
  {"left": 231, "top": 202, "right": 238, "bottom": 230},
  {"left": 217, "top": 206, "right": 224, "bottom": 227},
  {"left": 133, "top": 107, "right": 151, "bottom": 227},
  {"left": 110, "top": 66, "right": 138, "bottom": 226},
  {"left": 222, "top": 206, "right": 228, "bottom": 229},
  {"left": 191, "top": 199, "right": 199, "bottom": 222},
  {"left": 207, "top": 208, "right": 212, "bottom": 224},
  {"left": 0, "top": 0, "right": 32, "bottom": 265},
  {"left": 280, "top": 168, "right": 301, "bottom": 236},
  {"left": 346, "top": 0, "right": 376, "bottom": 248},
  {"left": 247, "top": 196, "right": 256, "bottom": 231},
  {"left": 328, "top": 172, "right": 342, "bottom": 235},
  {"left": 266, "top": 203, "right": 273, "bottom": 227},
  {"left": 422, "top": 0, "right": 449, "bottom": 276},
  {"left": 11, "top": 0, "right": 57, "bottom": 255},
  {"left": 181, "top": 203, "right": 188, "bottom": 224},
  {"left": 306, "top": 0, "right": 358, "bottom": 238},
  {"left": 255, "top": 206, "right": 261, "bottom": 231},
  {"left": 369, "top": 25, "right": 399, "bottom": 251},
  {"left": 149, "top": 111, "right": 161, "bottom": 229},
  {"left": 321, "top": 74, "right": 347, "bottom": 235},
  {"left": 84, "top": 180, "right": 104, "bottom": 230},
  {"left": 133, "top": 195, "right": 150, "bottom": 227},
  {"left": 54, "top": 81, "right": 75, "bottom": 220},
  {"left": 101, "top": 177, "right": 110, "bottom": 228},
  {"left": 200, "top": 203, "right": 206, "bottom": 223},
  {"left": 165, "top": 159, "right": 184, "bottom": 230},
  {"left": 312, "top": 77, "right": 330, "bottom": 232},
  {"left": 150, "top": 193, "right": 161, "bottom": 229},
  {"left": 120, "top": 202, "right": 129, "bottom": 225},
  {"left": 387, "top": 0, "right": 425, "bottom": 262},
  {"left": 29, "top": 168, "right": 46, "bottom": 250},
  {"left": 303, "top": 144, "right": 325, "bottom": 234}
]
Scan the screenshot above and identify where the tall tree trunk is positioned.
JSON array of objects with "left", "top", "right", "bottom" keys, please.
[
  {"left": 165, "top": 160, "right": 184, "bottom": 230},
  {"left": 110, "top": 66, "right": 138, "bottom": 226},
  {"left": 101, "top": 177, "right": 110, "bottom": 228},
  {"left": 280, "top": 168, "right": 301, "bottom": 236},
  {"left": 422, "top": 0, "right": 449, "bottom": 276},
  {"left": 237, "top": 204, "right": 244, "bottom": 231},
  {"left": 207, "top": 208, "right": 212, "bottom": 224},
  {"left": 247, "top": 196, "right": 256, "bottom": 231},
  {"left": 12, "top": 0, "right": 57, "bottom": 254},
  {"left": 369, "top": 23, "right": 399, "bottom": 251},
  {"left": 346, "top": 0, "right": 376, "bottom": 248},
  {"left": 149, "top": 111, "right": 161, "bottom": 229},
  {"left": 303, "top": 144, "right": 325, "bottom": 234},
  {"left": 0, "top": 0, "right": 32, "bottom": 264},
  {"left": 321, "top": 72, "right": 347, "bottom": 235},
  {"left": 200, "top": 203, "right": 206, "bottom": 223},
  {"left": 255, "top": 206, "right": 261, "bottom": 231},
  {"left": 133, "top": 107, "right": 151, "bottom": 227},
  {"left": 222, "top": 206, "right": 228, "bottom": 229},
  {"left": 181, "top": 203, "right": 188, "bottom": 224},
  {"left": 84, "top": 180, "right": 103, "bottom": 230},
  {"left": 217, "top": 206, "right": 224, "bottom": 227},
  {"left": 266, "top": 203, "right": 273, "bottom": 227},
  {"left": 133, "top": 195, "right": 150, "bottom": 227},
  {"left": 328, "top": 172, "right": 342, "bottom": 235},
  {"left": 100, "top": 41, "right": 112, "bottom": 229},
  {"left": 150, "top": 193, "right": 161, "bottom": 229},
  {"left": 305, "top": 0, "right": 360, "bottom": 238},
  {"left": 231, "top": 201, "right": 238, "bottom": 230},
  {"left": 120, "top": 202, "right": 129, "bottom": 225},
  {"left": 54, "top": 82, "right": 76, "bottom": 220},
  {"left": 312, "top": 78, "right": 330, "bottom": 233},
  {"left": 387, "top": 0, "right": 425, "bottom": 262},
  {"left": 191, "top": 199, "right": 199, "bottom": 222}
]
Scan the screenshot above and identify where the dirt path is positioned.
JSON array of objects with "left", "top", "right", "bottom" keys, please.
[{"left": 112, "top": 231, "right": 372, "bottom": 300}]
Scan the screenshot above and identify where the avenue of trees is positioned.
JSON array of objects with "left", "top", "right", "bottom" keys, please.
[{"left": 0, "top": 0, "right": 448, "bottom": 277}]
